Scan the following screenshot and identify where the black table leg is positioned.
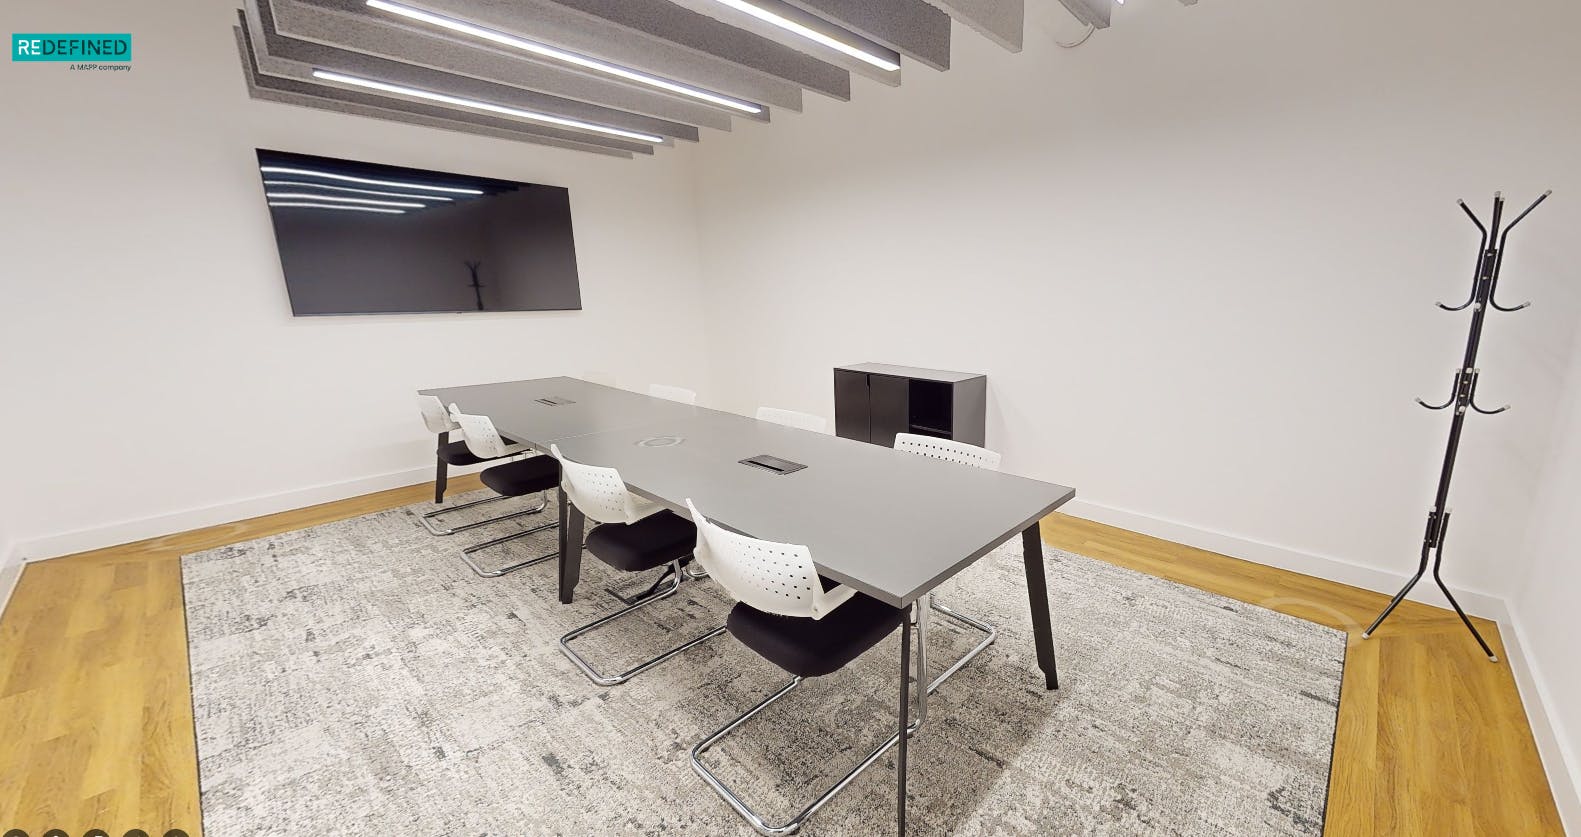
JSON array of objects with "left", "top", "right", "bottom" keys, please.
[
  {"left": 433, "top": 431, "right": 449, "bottom": 504},
  {"left": 557, "top": 490, "right": 585, "bottom": 604},
  {"left": 1022, "top": 523, "right": 1059, "bottom": 690},
  {"left": 897, "top": 608, "right": 911, "bottom": 837}
]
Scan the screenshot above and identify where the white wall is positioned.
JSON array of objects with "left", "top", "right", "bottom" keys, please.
[
  {"left": 0, "top": 0, "right": 712, "bottom": 559},
  {"left": 691, "top": 0, "right": 1581, "bottom": 613},
  {"left": 1509, "top": 324, "right": 1581, "bottom": 829}
]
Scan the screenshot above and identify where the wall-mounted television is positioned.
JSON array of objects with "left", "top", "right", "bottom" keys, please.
[{"left": 255, "top": 149, "right": 581, "bottom": 316}]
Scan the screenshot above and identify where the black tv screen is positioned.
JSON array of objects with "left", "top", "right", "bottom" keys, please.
[{"left": 255, "top": 149, "right": 581, "bottom": 316}]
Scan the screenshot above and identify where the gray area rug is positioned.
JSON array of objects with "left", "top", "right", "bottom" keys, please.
[{"left": 183, "top": 491, "right": 1345, "bottom": 836}]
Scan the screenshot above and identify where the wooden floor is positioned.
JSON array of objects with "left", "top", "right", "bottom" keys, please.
[{"left": 0, "top": 477, "right": 1564, "bottom": 836}]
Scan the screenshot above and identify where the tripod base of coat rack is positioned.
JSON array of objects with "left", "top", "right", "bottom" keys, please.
[
  {"left": 1360, "top": 507, "right": 1498, "bottom": 663},
  {"left": 1360, "top": 189, "right": 1553, "bottom": 663}
]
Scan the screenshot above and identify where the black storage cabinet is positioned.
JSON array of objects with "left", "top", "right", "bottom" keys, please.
[{"left": 834, "top": 363, "right": 987, "bottom": 448}]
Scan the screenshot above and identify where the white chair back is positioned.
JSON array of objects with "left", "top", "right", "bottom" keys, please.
[
  {"left": 550, "top": 444, "right": 658, "bottom": 525},
  {"left": 648, "top": 383, "right": 697, "bottom": 405},
  {"left": 687, "top": 499, "right": 854, "bottom": 620},
  {"left": 894, "top": 433, "right": 1002, "bottom": 471},
  {"left": 755, "top": 407, "right": 827, "bottom": 434},
  {"left": 447, "top": 404, "right": 511, "bottom": 459},
  {"left": 418, "top": 394, "right": 459, "bottom": 435}
]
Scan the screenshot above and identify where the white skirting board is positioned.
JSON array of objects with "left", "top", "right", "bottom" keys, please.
[
  {"left": 13, "top": 463, "right": 468, "bottom": 567},
  {"left": 1060, "top": 498, "right": 1507, "bottom": 621},
  {"left": 1502, "top": 611, "right": 1581, "bottom": 833}
]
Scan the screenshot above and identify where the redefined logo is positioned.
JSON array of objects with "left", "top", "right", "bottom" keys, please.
[{"left": 12, "top": 33, "right": 131, "bottom": 63}]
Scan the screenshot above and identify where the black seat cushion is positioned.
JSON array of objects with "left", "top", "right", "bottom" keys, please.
[
  {"left": 585, "top": 510, "right": 697, "bottom": 573},
  {"left": 726, "top": 590, "right": 906, "bottom": 679},
  {"left": 479, "top": 456, "right": 560, "bottom": 497},
  {"left": 437, "top": 438, "right": 520, "bottom": 467}
]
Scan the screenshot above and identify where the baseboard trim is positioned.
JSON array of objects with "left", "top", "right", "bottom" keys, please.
[
  {"left": 1061, "top": 498, "right": 1508, "bottom": 621},
  {"left": 0, "top": 542, "right": 22, "bottom": 620},
  {"left": 1502, "top": 607, "right": 1581, "bottom": 833},
  {"left": 17, "top": 464, "right": 458, "bottom": 564}
]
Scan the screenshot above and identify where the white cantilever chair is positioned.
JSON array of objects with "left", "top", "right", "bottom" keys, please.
[
  {"left": 686, "top": 499, "right": 924, "bottom": 837},
  {"left": 893, "top": 433, "right": 1002, "bottom": 689},
  {"left": 446, "top": 406, "right": 561, "bottom": 578},
  {"left": 894, "top": 433, "right": 1002, "bottom": 470},
  {"left": 551, "top": 445, "right": 726, "bottom": 686},
  {"left": 754, "top": 406, "right": 827, "bottom": 434},
  {"left": 416, "top": 395, "right": 532, "bottom": 536},
  {"left": 648, "top": 383, "right": 697, "bottom": 405}
]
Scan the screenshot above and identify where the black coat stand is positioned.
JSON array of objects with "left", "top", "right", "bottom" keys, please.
[{"left": 1362, "top": 191, "right": 1552, "bottom": 662}]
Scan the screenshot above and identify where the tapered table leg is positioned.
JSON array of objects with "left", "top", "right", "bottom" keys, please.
[
  {"left": 897, "top": 610, "right": 911, "bottom": 837},
  {"left": 433, "top": 431, "right": 449, "bottom": 504},
  {"left": 1022, "top": 523, "right": 1059, "bottom": 690},
  {"left": 557, "top": 489, "right": 585, "bottom": 604}
]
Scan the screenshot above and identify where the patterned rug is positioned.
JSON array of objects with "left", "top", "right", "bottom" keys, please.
[{"left": 182, "top": 491, "right": 1344, "bottom": 836}]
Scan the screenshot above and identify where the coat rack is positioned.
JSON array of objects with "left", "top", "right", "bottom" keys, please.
[{"left": 1362, "top": 190, "right": 1553, "bottom": 661}]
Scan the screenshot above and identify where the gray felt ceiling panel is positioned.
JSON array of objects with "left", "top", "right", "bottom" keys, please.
[
  {"left": 248, "top": 0, "right": 694, "bottom": 143},
  {"left": 234, "top": 0, "right": 1033, "bottom": 157},
  {"left": 262, "top": 0, "right": 748, "bottom": 129},
  {"left": 781, "top": 0, "right": 953, "bottom": 71},
  {"left": 662, "top": 0, "right": 902, "bottom": 86},
  {"left": 293, "top": 0, "right": 807, "bottom": 111},
  {"left": 922, "top": 0, "right": 1027, "bottom": 50},
  {"left": 539, "top": 0, "right": 851, "bottom": 101},
  {"left": 237, "top": 16, "right": 645, "bottom": 156}
]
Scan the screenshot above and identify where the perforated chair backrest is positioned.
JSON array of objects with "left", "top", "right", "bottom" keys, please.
[
  {"left": 894, "top": 433, "right": 1002, "bottom": 471},
  {"left": 755, "top": 407, "right": 827, "bottom": 434},
  {"left": 550, "top": 444, "right": 650, "bottom": 525},
  {"left": 686, "top": 499, "right": 852, "bottom": 620},
  {"left": 648, "top": 383, "right": 697, "bottom": 405},
  {"left": 418, "top": 394, "right": 459, "bottom": 435},
  {"left": 447, "top": 404, "right": 510, "bottom": 460}
]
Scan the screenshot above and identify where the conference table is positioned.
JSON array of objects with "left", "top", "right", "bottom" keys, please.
[{"left": 418, "top": 376, "right": 1077, "bottom": 831}]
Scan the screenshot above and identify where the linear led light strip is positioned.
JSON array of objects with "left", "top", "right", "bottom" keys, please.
[
  {"left": 269, "top": 201, "right": 406, "bottom": 214},
  {"left": 706, "top": 0, "right": 899, "bottom": 71},
  {"left": 259, "top": 165, "right": 484, "bottom": 194},
  {"left": 313, "top": 69, "right": 665, "bottom": 144},
  {"left": 366, "top": 0, "right": 762, "bottom": 115},
  {"left": 265, "top": 192, "right": 425, "bottom": 208},
  {"left": 263, "top": 179, "right": 454, "bottom": 201}
]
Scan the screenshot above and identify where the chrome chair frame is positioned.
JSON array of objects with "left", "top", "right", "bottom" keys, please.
[
  {"left": 455, "top": 489, "right": 559, "bottom": 578},
  {"left": 419, "top": 490, "right": 546, "bottom": 537},
  {"left": 926, "top": 598, "right": 996, "bottom": 692},
  {"left": 691, "top": 596, "right": 954, "bottom": 836},
  {"left": 559, "top": 560, "right": 727, "bottom": 687}
]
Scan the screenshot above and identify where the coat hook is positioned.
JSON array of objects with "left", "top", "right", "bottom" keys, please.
[
  {"left": 1416, "top": 372, "right": 1458, "bottom": 410},
  {"left": 1440, "top": 201, "right": 1492, "bottom": 312},
  {"left": 1485, "top": 191, "right": 1550, "bottom": 314}
]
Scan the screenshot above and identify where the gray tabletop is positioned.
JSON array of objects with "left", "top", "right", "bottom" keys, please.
[
  {"left": 421, "top": 377, "right": 700, "bottom": 443},
  {"left": 421, "top": 377, "right": 1076, "bottom": 606}
]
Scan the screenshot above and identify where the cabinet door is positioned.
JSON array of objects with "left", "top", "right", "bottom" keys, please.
[
  {"left": 869, "top": 374, "right": 911, "bottom": 449},
  {"left": 834, "top": 369, "right": 871, "bottom": 442}
]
